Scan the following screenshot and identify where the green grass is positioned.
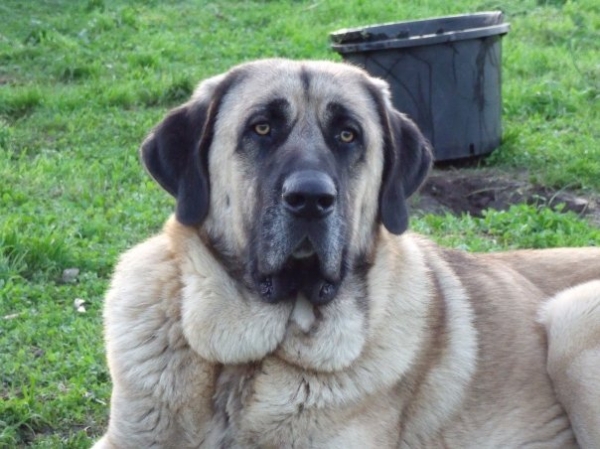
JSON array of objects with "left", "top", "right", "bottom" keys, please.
[
  {"left": 0, "top": 0, "right": 598, "bottom": 446},
  {"left": 414, "top": 203, "right": 600, "bottom": 252}
]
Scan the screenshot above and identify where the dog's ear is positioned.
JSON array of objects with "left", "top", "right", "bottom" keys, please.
[
  {"left": 140, "top": 73, "right": 238, "bottom": 226},
  {"left": 368, "top": 79, "right": 433, "bottom": 235}
]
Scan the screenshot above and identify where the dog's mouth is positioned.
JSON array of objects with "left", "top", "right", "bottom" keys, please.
[
  {"left": 255, "top": 253, "right": 342, "bottom": 306},
  {"left": 251, "top": 205, "right": 347, "bottom": 305},
  {"left": 252, "top": 230, "right": 346, "bottom": 305}
]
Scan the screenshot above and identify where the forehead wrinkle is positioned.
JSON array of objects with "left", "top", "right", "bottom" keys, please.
[
  {"left": 242, "top": 73, "right": 307, "bottom": 121},
  {"left": 304, "top": 71, "right": 379, "bottom": 121}
]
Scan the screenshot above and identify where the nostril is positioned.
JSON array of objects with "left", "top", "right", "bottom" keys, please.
[
  {"left": 317, "top": 195, "right": 335, "bottom": 211},
  {"left": 284, "top": 193, "right": 306, "bottom": 210}
]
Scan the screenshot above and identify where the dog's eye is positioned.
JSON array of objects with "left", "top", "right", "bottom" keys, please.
[
  {"left": 338, "top": 129, "right": 355, "bottom": 143},
  {"left": 253, "top": 123, "right": 271, "bottom": 136}
]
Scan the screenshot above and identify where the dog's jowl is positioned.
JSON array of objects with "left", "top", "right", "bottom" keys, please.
[{"left": 93, "top": 59, "right": 600, "bottom": 449}]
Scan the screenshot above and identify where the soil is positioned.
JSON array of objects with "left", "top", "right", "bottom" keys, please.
[{"left": 411, "top": 168, "right": 600, "bottom": 226}]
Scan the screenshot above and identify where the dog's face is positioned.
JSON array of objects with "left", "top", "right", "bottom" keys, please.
[
  {"left": 143, "top": 59, "right": 431, "bottom": 303},
  {"left": 141, "top": 59, "right": 432, "bottom": 369},
  {"left": 206, "top": 62, "right": 368, "bottom": 306}
]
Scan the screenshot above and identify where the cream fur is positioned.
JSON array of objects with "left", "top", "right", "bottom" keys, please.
[
  {"left": 96, "top": 221, "right": 600, "bottom": 448},
  {"left": 539, "top": 281, "right": 600, "bottom": 448}
]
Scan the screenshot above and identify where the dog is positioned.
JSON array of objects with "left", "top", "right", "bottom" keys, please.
[{"left": 93, "top": 59, "right": 600, "bottom": 448}]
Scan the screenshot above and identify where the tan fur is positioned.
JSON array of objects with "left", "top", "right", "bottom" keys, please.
[{"left": 94, "top": 60, "right": 600, "bottom": 448}]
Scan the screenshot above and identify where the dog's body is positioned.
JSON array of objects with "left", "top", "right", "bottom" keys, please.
[{"left": 94, "top": 59, "right": 600, "bottom": 448}]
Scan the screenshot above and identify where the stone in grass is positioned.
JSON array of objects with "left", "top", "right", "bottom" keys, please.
[
  {"left": 74, "top": 298, "right": 86, "bottom": 313},
  {"left": 62, "top": 268, "right": 80, "bottom": 283}
]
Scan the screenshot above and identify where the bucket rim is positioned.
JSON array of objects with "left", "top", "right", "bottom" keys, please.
[{"left": 330, "top": 11, "right": 510, "bottom": 53}]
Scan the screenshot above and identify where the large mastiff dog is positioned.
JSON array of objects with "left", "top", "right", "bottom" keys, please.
[{"left": 94, "top": 59, "right": 600, "bottom": 448}]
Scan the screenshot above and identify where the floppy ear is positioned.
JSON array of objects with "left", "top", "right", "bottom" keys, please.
[
  {"left": 379, "top": 107, "right": 433, "bottom": 235},
  {"left": 140, "top": 73, "right": 238, "bottom": 226}
]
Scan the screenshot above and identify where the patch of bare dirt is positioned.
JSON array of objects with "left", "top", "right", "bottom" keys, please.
[{"left": 411, "top": 168, "right": 600, "bottom": 226}]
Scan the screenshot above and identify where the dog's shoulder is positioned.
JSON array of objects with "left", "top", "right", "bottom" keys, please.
[
  {"left": 104, "top": 228, "right": 185, "bottom": 362},
  {"left": 106, "top": 232, "right": 180, "bottom": 309}
]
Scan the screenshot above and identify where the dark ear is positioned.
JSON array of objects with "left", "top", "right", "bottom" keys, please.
[
  {"left": 140, "top": 102, "right": 209, "bottom": 225},
  {"left": 379, "top": 109, "right": 433, "bottom": 235},
  {"left": 140, "top": 72, "right": 239, "bottom": 226}
]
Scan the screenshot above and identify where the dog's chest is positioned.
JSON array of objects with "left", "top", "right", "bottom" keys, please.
[
  {"left": 208, "top": 362, "right": 331, "bottom": 448},
  {"left": 207, "top": 360, "right": 397, "bottom": 448}
]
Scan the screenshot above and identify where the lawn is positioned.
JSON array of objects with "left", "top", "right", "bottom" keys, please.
[{"left": 1, "top": 0, "right": 598, "bottom": 446}]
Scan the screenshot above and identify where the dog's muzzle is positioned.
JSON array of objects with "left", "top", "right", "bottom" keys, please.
[{"left": 254, "top": 169, "right": 344, "bottom": 306}]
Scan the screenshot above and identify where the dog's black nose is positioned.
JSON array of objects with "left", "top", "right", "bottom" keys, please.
[{"left": 282, "top": 170, "right": 337, "bottom": 219}]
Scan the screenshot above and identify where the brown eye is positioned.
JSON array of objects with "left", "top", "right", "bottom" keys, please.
[
  {"left": 254, "top": 123, "right": 271, "bottom": 136},
  {"left": 339, "top": 129, "right": 355, "bottom": 143}
]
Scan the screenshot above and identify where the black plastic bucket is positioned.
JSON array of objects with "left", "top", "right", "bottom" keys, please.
[{"left": 330, "top": 12, "right": 510, "bottom": 161}]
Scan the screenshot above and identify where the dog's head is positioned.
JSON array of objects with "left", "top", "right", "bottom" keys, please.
[{"left": 142, "top": 59, "right": 432, "bottom": 309}]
